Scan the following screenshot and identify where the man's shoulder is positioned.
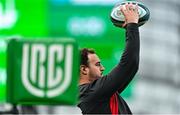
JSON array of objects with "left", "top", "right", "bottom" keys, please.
[
  {"left": 79, "top": 83, "right": 89, "bottom": 91},
  {"left": 79, "top": 79, "right": 99, "bottom": 94}
]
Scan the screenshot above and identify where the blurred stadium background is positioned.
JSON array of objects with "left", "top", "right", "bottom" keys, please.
[{"left": 0, "top": 0, "right": 180, "bottom": 114}]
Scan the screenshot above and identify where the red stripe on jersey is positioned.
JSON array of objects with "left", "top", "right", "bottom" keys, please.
[{"left": 110, "top": 93, "right": 119, "bottom": 114}]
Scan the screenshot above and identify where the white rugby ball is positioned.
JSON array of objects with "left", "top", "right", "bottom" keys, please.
[{"left": 110, "top": 1, "right": 150, "bottom": 28}]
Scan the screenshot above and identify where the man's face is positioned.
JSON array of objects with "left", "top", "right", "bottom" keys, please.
[{"left": 87, "top": 53, "right": 105, "bottom": 81}]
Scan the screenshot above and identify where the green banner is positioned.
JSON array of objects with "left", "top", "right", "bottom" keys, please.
[
  {"left": 0, "top": 0, "right": 48, "bottom": 103},
  {"left": 0, "top": 0, "right": 48, "bottom": 37},
  {"left": 48, "top": 5, "right": 125, "bottom": 41},
  {"left": 7, "top": 38, "right": 79, "bottom": 105}
]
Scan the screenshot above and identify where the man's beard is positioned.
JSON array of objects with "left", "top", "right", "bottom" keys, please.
[{"left": 88, "top": 72, "right": 101, "bottom": 82}]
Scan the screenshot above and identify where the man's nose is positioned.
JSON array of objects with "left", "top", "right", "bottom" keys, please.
[{"left": 101, "top": 65, "right": 105, "bottom": 71}]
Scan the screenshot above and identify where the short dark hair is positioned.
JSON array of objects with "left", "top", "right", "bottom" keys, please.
[{"left": 80, "top": 48, "right": 95, "bottom": 66}]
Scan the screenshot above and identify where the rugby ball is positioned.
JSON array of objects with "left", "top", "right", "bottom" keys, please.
[{"left": 110, "top": 1, "right": 150, "bottom": 28}]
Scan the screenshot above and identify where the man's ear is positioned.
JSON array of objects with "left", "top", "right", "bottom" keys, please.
[{"left": 80, "top": 65, "right": 88, "bottom": 75}]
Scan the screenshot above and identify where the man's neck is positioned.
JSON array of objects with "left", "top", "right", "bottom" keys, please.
[{"left": 79, "top": 76, "right": 91, "bottom": 85}]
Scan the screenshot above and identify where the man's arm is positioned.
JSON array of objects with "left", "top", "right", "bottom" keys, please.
[
  {"left": 117, "top": 23, "right": 139, "bottom": 93},
  {"left": 93, "top": 23, "right": 139, "bottom": 97},
  {"left": 89, "top": 4, "right": 140, "bottom": 99}
]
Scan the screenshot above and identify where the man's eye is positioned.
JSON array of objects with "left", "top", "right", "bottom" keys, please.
[{"left": 96, "top": 63, "right": 101, "bottom": 66}]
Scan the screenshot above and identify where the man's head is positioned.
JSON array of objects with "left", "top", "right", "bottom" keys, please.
[{"left": 80, "top": 48, "right": 105, "bottom": 83}]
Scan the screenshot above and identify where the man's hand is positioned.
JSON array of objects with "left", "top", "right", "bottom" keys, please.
[{"left": 120, "top": 3, "right": 139, "bottom": 27}]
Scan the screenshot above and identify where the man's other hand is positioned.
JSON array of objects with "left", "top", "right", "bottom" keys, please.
[{"left": 120, "top": 3, "right": 139, "bottom": 27}]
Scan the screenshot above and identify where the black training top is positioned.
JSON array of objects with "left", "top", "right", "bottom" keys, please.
[{"left": 78, "top": 23, "right": 140, "bottom": 114}]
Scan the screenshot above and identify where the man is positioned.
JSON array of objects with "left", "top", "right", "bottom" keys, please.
[{"left": 78, "top": 3, "right": 140, "bottom": 114}]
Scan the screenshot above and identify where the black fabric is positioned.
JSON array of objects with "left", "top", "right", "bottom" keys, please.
[{"left": 78, "top": 23, "right": 140, "bottom": 114}]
